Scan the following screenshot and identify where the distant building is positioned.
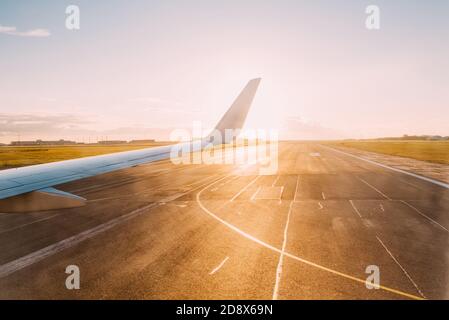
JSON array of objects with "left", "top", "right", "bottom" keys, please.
[
  {"left": 129, "top": 139, "right": 155, "bottom": 144},
  {"left": 10, "top": 141, "right": 38, "bottom": 146},
  {"left": 10, "top": 139, "right": 77, "bottom": 146},
  {"left": 98, "top": 140, "right": 127, "bottom": 145}
]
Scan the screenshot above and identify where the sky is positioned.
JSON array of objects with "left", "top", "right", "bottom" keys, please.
[{"left": 0, "top": 0, "right": 448, "bottom": 143}]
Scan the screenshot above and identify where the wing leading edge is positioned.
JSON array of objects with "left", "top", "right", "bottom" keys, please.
[{"left": 0, "top": 78, "right": 261, "bottom": 212}]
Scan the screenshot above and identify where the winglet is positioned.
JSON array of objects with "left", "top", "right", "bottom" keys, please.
[{"left": 213, "top": 78, "right": 261, "bottom": 137}]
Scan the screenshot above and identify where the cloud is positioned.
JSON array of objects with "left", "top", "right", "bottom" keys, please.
[
  {"left": 0, "top": 113, "right": 88, "bottom": 137},
  {"left": 0, "top": 25, "right": 50, "bottom": 37},
  {"left": 0, "top": 113, "right": 182, "bottom": 142}
]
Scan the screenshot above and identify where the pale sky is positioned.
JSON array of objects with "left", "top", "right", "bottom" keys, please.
[{"left": 1, "top": 0, "right": 448, "bottom": 143}]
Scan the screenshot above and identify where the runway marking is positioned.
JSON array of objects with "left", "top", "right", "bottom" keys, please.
[
  {"left": 398, "top": 179, "right": 421, "bottom": 190},
  {"left": 208, "top": 175, "right": 239, "bottom": 193},
  {"left": 88, "top": 174, "right": 214, "bottom": 203},
  {"left": 88, "top": 181, "right": 174, "bottom": 202},
  {"left": 357, "top": 178, "right": 391, "bottom": 200},
  {"left": 0, "top": 175, "right": 223, "bottom": 279},
  {"left": 196, "top": 177, "right": 423, "bottom": 300},
  {"left": 70, "top": 178, "right": 136, "bottom": 193},
  {"left": 400, "top": 200, "right": 449, "bottom": 233},
  {"left": 322, "top": 145, "right": 449, "bottom": 190},
  {"left": 293, "top": 175, "right": 300, "bottom": 202},
  {"left": 210, "top": 176, "right": 237, "bottom": 192},
  {"left": 251, "top": 187, "right": 261, "bottom": 201},
  {"left": 223, "top": 175, "right": 241, "bottom": 185},
  {"left": 230, "top": 176, "right": 261, "bottom": 202},
  {"left": 71, "top": 165, "right": 186, "bottom": 194},
  {"left": 272, "top": 175, "right": 280, "bottom": 187},
  {"left": 376, "top": 236, "right": 426, "bottom": 299},
  {"left": 272, "top": 176, "right": 298, "bottom": 300},
  {"left": 349, "top": 200, "right": 362, "bottom": 219},
  {"left": 185, "top": 175, "right": 221, "bottom": 188},
  {"left": 209, "top": 256, "right": 229, "bottom": 275},
  {"left": 318, "top": 202, "right": 323, "bottom": 210},
  {"left": 321, "top": 192, "right": 326, "bottom": 200},
  {"left": 0, "top": 214, "right": 59, "bottom": 235}
]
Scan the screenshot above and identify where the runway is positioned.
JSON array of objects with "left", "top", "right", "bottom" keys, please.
[{"left": 0, "top": 142, "right": 448, "bottom": 299}]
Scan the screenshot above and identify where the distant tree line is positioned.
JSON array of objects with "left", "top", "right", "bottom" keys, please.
[{"left": 376, "top": 135, "right": 449, "bottom": 141}]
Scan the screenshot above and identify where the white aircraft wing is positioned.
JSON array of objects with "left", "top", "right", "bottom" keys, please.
[{"left": 0, "top": 78, "right": 261, "bottom": 212}]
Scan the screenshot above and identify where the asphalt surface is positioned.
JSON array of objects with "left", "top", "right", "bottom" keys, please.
[{"left": 0, "top": 142, "right": 448, "bottom": 300}]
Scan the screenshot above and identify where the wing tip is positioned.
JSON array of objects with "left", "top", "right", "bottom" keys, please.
[{"left": 249, "top": 77, "right": 262, "bottom": 84}]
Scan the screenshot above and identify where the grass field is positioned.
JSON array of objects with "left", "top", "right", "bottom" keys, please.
[
  {"left": 2, "top": 140, "right": 448, "bottom": 170},
  {"left": 329, "top": 140, "right": 449, "bottom": 165},
  {"left": 0, "top": 143, "right": 171, "bottom": 170}
]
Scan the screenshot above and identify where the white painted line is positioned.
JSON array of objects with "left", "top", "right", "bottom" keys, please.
[
  {"left": 358, "top": 177, "right": 391, "bottom": 200},
  {"left": 223, "top": 176, "right": 240, "bottom": 185},
  {"left": 0, "top": 203, "right": 155, "bottom": 278},
  {"left": 321, "top": 192, "right": 326, "bottom": 200},
  {"left": 318, "top": 202, "right": 323, "bottom": 210},
  {"left": 230, "top": 176, "right": 261, "bottom": 202},
  {"left": 322, "top": 145, "right": 449, "bottom": 189},
  {"left": 293, "top": 175, "right": 300, "bottom": 202},
  {"left": 349, "top": 200, "right": 362, "bottom": 219},
  {"left": 272, "top": 183, "right": 296, "bottom": 300},
  {"left": 209, "top": 176, "right": 238, "bottom": 193},
  {"left": 85, "top": 180, "right": 168, "bottom": 201},
  {"left": 279, "top": 186, "right": 284, "bottom": 203},
  {"left": 89, "top": 173, "right": 215, "bottom": 202},
  {"left": 398, "top": 179, "right": 421, "bottom": 190},
  {"left": 0, "top": 175, "right": 223, "bottom": 279},
  {"left": 76, "top": 165, "right": 187, "bottom": 194},
  {"left": 401, "top": 200, "right": 449, "bottom": 233},
  {"left": 209, "top": 256, "right": 229, "bottom": 275},
  {"left": 272, "top": 175, "right": 280, "bottom": 187},
  {"left": 185, "top": 175, "right": 219, "bottom": 188},
  {"left": 195, "top": 178, "right": 423, "bottom": 300},
  {"left": 251, "top": 187, "right": 261, "bottom": 201},
  {"left": 0, "top": 214, "right": 59, "bottom": 235},
  {"left": 376, "top": 236, "right": 426, "bottom": 299}
]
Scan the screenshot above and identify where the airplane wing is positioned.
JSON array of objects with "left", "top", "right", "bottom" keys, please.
[{"left": 0, "top": 78, "right": 261, "bottom": 212}]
